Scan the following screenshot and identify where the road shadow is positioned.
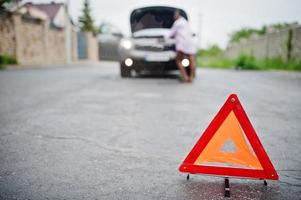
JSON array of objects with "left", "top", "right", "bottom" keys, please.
[
  {"left": 130, "top": 71, "right": 181, "bottom": 81},
  {"left": 178, "top": 177, "right": 282, "bottom": 200}
]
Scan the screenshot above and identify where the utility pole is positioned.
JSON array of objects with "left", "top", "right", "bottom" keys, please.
[{"left": 197, "top": 12, "right": 203, "bottom": 49}]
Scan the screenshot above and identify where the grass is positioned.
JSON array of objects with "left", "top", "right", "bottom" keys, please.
[
  {"left": 197, "top": 55, "right": 235, "bottom": 69},
  {"left": 197, "top": 52, "right": 301, "bottom": 71},
  {"left": 0, "top": 54, "right": 17, "bottom": 69},
  {"left": 197, "top": 45, "right": 236, "bottom": 69},
  {"left": 255, "top": 57, "right": 301, "bottom": 70}
]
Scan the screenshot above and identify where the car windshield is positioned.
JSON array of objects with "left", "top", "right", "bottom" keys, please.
[
  {"left": 130, "top": 7, "right": 187, "bottom": 32},
  {"left": 132, "top": 28, "right": 170, "bottom": 38}
]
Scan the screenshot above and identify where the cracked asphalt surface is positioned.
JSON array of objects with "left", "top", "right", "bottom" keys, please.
[{"left": 0, "top": 61, "right": 301, "bottom": 199}]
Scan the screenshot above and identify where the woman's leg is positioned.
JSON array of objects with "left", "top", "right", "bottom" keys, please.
[{"left": 189, "top": 54, "right": 196, "bottom": 80}]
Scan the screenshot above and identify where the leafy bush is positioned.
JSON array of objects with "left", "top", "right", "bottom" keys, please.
[
  {"left": 0, "top": 54, "right": 17, "bottom": 69},
  {"left": 234, "top": 54, "right": 257, "bottom": 70}
]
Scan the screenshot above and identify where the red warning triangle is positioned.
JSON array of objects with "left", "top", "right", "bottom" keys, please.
[{"left": 179, "top": 94, "right": 278, "bottom": 180}]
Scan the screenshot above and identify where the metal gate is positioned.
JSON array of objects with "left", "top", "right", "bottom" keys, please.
[{"left": 77, "top": 32, "right": 87, "bottom": 59}]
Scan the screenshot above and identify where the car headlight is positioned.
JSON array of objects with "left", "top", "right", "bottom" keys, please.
[
  {"left": 125, "top": 58, "right": 133, "bottom": 67},
  {"left": 120, "top": 39, "right": 132, "bottom": 49},
  {"left": 181, "top": 58, "right": 190, "bottom": 67}
]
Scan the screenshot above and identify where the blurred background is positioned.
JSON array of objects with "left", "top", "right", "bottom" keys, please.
[
  {"left": 1, "top": 1, "right": 301, "bottom": 199},
  {"left": 1, "top": 0, "right": 301, "bottom": 70}
]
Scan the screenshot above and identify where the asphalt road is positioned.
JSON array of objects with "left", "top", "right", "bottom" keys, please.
[{"left": 0, "top": 62, "right": 301, "bottom": 200}]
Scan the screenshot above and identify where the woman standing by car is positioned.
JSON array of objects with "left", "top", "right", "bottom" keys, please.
[{"left": 165, "top": 9, "right": 197, "bottom": 83}]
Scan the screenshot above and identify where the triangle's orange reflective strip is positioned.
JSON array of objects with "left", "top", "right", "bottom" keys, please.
[{"left": 194, "top": 111, "right": 263, "bottom": 169}]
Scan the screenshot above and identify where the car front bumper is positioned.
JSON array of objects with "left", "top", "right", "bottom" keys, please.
[{"left": 119, "top": 50, "right": 178, "bottom": 71}]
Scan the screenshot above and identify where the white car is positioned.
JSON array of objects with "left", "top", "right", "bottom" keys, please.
[{"left": 118, "top": 6, "right": 191, "bottom": 77}]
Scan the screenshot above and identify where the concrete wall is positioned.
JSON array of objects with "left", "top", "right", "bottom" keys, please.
[
  {"left": 224, "top": 25, "right": 301, "bottom": 61},
  {"left": 291, "top": 26, "right": 301, "bottom": 60}
]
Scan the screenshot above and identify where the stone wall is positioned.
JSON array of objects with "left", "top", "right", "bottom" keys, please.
[
  {"left": 224, "top": 25, "right": 301, "bottom": 61},
  {"left": 0, "top": 13, "right": 16, "bottom": 57},
  {"left": 0, "top": 12, "right": 87, "bottom": 66},
  {"left": 14, "top": 15, "right": 47, "bottom": 65},
  {"left": 71, "top": 29, "right": 78, "bottom": 62},
  {"left": 46, "top": 28, "right": 67, "bottom": 64}
]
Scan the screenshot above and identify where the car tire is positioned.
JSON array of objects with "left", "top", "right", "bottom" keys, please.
[{"left": 120, "top": 63, "right": 131, "bottom": 78}]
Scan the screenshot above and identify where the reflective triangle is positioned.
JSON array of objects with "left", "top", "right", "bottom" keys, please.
[{"left": 179, "top": 94, "right": 278, "bottom": 180}]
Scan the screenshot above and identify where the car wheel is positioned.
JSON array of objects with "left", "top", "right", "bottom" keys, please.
[{"left": 120, "top": 63, "right": 131, "bottom": 78}]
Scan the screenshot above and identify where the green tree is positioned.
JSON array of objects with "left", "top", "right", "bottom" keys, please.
[
  {"left": 78, "top": 0, "right": 96, "bottom": 34},
  {"left": 0, "top": 0, "right": 11, "bottom": 11},
  {"left": 229, "top": 23, "right": 294, "bottom": 44},
  {"left": 229, "top": 28, "right": 258, "bottom": 43}
]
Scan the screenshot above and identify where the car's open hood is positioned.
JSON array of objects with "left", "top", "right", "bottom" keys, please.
[
  {"left": 132, "top": 28, "right": 169, "bottom": 38},
  {"left": 130, "top": 6, "right": 188, "bottom": 33}
]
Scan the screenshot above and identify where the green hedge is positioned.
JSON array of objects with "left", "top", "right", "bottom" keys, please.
[{"left": 0, "top": 54, "right": 17, "bottom": 69}]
